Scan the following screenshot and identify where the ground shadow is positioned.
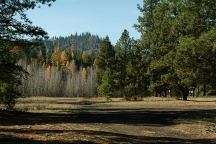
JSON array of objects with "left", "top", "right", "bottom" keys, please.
[
  {"left": 0, "top": 130, "right": 215, "bottom": 144},
  {"left": 0, "top": 109, "right": 216, "bottom": 143},
  {"left": 0, "top": 109, "right": 216, "bottom": 126},
  {"left": 0, "top": 134, "right": 97, "bottom": 144}
]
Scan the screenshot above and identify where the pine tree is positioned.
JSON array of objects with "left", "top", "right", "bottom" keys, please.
[
  {"left": 113, "top": 30, "right": 131, "bottom": 96},
  {"left": 0, "top": 43, "right": 23, "bottom": 109},
  {"left": 124, "top": 40, "right": 150, "bottom": 97},
  {"left": 136, "top": 1, "right": 173, "bottom": 98},
  {"left": 96, "top": 37, "right": 115, "bottom": 96},
  {"left": 97, "top": 69, "right": 112, "bottom": 96},
  {"left": 0, "top": 0, "right": 55, "bottom": 109},
  {"left": 175, "top": 29, "right": 216, "bottom": 97},
  {"left": 136, "top": 0, "right": 216, "bottom": 100}
]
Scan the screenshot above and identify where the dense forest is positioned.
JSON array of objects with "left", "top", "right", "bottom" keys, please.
[
  {"left": 0, "top": 0, "right": 216, "bottom": 109},
  {"left": 45, "top": 32, "right": 103, "bottom": 52},
  {"left": 96, "top": 0, "right": 216, "bottom": 100},
  {"left": 17, "top": 33, "right": 102, "bottom": 97},
  {"left": 19, "top": 47, "right": 97, "bottom": 97}
]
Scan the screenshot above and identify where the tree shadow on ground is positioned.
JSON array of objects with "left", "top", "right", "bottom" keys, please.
[
  {"left": 0, "top": 130, "right": 215, "bottom": 144},
  {"left": 0, "top": 109, "right": 216, "bottom": 126},
  {"left": 75, "top": 130, "right": 216, "bottom": 144},
  {"left": 0, "top": 134, "right": 97, "bottom": 144},
  {"left": 0, "top": 109, "right": 216, "bottom": 143}
]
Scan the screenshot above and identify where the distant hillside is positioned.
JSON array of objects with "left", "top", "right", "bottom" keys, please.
[{"left": 45, "top": 32, "right": 103, "bottom": 53}]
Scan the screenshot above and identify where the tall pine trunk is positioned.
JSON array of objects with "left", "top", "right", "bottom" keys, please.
[{"left": 203, "top": 84, "right": 206, "bottom": 96}]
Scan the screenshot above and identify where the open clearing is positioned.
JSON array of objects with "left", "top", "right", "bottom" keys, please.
[{"left": 0, "top": 96, "right": 216, "bottom": 144}]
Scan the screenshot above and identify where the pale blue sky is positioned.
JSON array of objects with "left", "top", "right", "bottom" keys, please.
[{"left": 27, "top": 0, "right": 142, "bottom": 44}]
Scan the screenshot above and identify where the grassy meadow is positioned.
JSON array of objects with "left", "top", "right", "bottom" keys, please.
[{"left": 0, "top": 96, "right": 216, "bottom": 144}]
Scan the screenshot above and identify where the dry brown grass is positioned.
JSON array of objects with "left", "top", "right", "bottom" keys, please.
[
  {"left": 0, "top": 96, "right": 216, "bottom": 144},
  {"left": 8, "top": 96, "right": 215, "bottom": 113}
]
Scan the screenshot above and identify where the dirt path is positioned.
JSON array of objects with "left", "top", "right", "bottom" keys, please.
[{"left": 0, "top": 97, "right": 216, "bottom": 143}]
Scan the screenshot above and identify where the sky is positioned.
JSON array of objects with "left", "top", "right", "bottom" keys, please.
[{"left": 27, "top": 0, "right": 143, "bottom": 44}]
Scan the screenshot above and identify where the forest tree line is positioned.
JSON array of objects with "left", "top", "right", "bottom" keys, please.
[
  {"left": 45, "top": 32, "right": 103, "bottom": 52},
  {"left": 96, "top": 0, "right": 216, "bottom": 100},
  {"left": 0, "top": 0, "right": 216, "bottom": 109},
  {"left": 19, "top": 0, "right": 216, "bottom": 100},
  {"left": 19, "top": 46, "right": 97, "bottom": 97},
  {"left": 17, "top": 33, "right": 102, "bottom": 97}
]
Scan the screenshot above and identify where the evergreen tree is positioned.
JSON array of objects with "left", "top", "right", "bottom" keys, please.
[
  {"left": 124, "top": 40, "right": 150, "bottom": 97},
  {"left": 0, "top": 0, "right": 55, "bottom": 109},
  {"left": 113, "top": 30, "right": 131, "bottom": 95},
  {"left": 96, "top": 37, "right": 115, "bottom": 96},
  {"left": 0, "top": 43, "right": 24, "bottom": 109},
  {"left": 136, "top": 0, "right": 177, "bottom": 98},
  {"left": 97, "top": 69, "right": 112, "bottom": 96},
  {"left": 45, "top": 32, "right": 103, "bottom": 52},
  {"left": 175, "top": 28, "right": 216, "bottom": 96},
  {"left": 136, "top": 0, "right": 216, "bottom": 100}
]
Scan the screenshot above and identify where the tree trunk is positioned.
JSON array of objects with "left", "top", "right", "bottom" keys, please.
[
  {"left": 203, "top": 84, "right": 206, "bottom": 96},
  {"left": 192, "top": 87, "right": 195, "bottom": 97},
  {"left": 192, "top": 89, "right": 195, "bottom": 97},
  {"left": 197, "top": 86, "right": 200, "bottom": 96},
  {"left": 164, "top": 86, "right": 167, "bottom": 97},
  {"left": 155, "top": 91, "right": 158, "bottom": 97},
  {"left": 164, "top": 84, "right": 167, "bottom": 97},
  {"left": 181, "top": 86, "right": 189, "bottom": 101},
  {"left": 183, "top": 94, "right": 187, "bottom": 101}
]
